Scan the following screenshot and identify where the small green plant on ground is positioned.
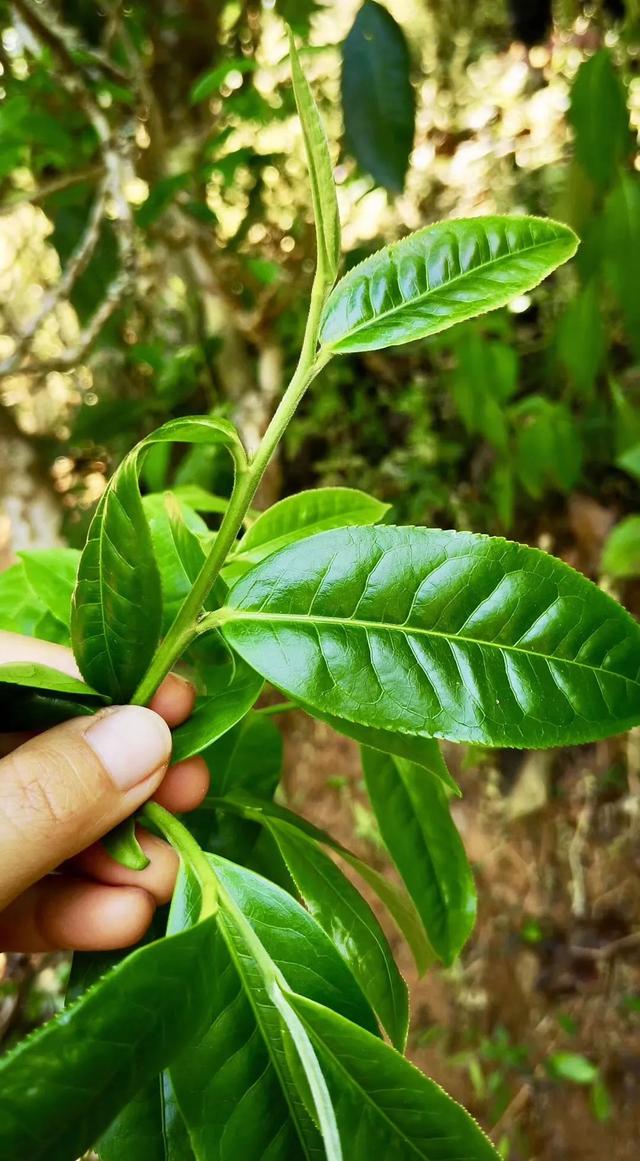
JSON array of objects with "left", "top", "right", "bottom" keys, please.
[{"left": 1, "top": 33, "right": 639, "bottom": 1161}]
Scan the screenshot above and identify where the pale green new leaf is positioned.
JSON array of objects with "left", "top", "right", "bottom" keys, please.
[
  {"left": 0, "top": 560, "right": 68, "bottom": 644},
  {"left": 226, "top": 487, "right": 388, "bottom": 578},
  {"left": 289, "top": 29, "right": 340, "bottom": 289},
  {"left": 601, "top": 516, "right": 640, "bottom": 579},
  {"left": 362, "top": 748, "right": 476, "bottom": 964},
  {"left": 18, "top": 548, "right": 80, "bottom": 629},
  {"left": 220, "top": 525, "right": 640, "bottom": 748},
  {"left": 319, "top": 216, "right": 578, "bottom": 354}
]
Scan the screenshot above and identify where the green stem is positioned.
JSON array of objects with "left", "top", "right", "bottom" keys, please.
[
  {"left": 255, "top": 700, "right": 297, "bottom": 717},
  {"left": 142, "top": 802, "right": 218, "bottom": 919},
  {"left": 132, "top": 275, "right": 331, "bottom": 707}
]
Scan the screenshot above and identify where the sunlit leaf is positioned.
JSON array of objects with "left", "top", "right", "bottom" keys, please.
[
  {"left": 319, "top": 217, "right": 578, "bottom": 354},
  {"left": 220, "top": 525, "right": 640, "bottom": 748}
]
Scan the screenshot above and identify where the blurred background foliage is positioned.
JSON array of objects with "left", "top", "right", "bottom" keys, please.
[
  {"left": 1, "top": 3, "right": 640, "bottom": 1158},
  {"left": 0, "top": 0, "right": 638, "bottom": 576}
]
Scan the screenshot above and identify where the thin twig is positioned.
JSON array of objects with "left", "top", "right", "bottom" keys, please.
[
  {"left": 490, "top": 1082, "right": 533, "bottom": 1140},
  {"left": 0, "top": 0, "right": 136, "bottom": 379},
  {"left": 570, "top": 931, "right": 640, "bottom": 962},
  {"left": 0, "top": 165, "right": 104, "bottom": 216}
]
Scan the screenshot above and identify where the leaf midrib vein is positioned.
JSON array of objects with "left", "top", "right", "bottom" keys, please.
[
  {"left": 324, "top": 232, "right": 563, "bottom": 344},
  {"left": 225, "top": 609, "right": 634, "bottom": 682}
]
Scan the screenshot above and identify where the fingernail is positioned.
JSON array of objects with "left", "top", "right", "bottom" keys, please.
[{"left": 86, "top": 706, "right": 171, "bottom": 792}]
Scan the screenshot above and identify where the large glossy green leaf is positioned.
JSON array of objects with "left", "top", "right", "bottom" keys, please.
[
  {"left": 167, "top": 864, "right": 306, "bottom": 1161},
  {"left": 287, "top": 993, "right": 500, "bottom": 1160},
  {"left": 18, "top": 548, "right": 80, "bottom": 628},
  {"left": 72, "top": 416, "right": 243, "bottom": 701},
  {"left": 213, "top": 862, "right": 342, "bottom": 1160},
  {"left": 318, "top": 216, "right": 578, "bottom": 354},
  {"left": 171, "top": 656, "right": 263, "bottom": 762},
  {"left": 214, "top": 793, "right": 433, "bottom": 975},
  {"left": 289, "top": 29, "right": 340, "bottom": 290},
  {"left": 362, "top": 748, "right": 476, "bottom": 965},
  {"left": 226, "top": 487, "right": 388, "bottom": 578},
  {"left": 342, "top": 0, "right": 415, "bottom": 193},
  {"left": 169, "top": 857, "right": 377, "bottom": 1160},
  {"left": 213, "top": 857, "right": 378, "bottom": 1036},
  {"left": 0, "top": 917, "right": 218, "bottom": 1161},
  {"left": 220, "top": 525, "right": 640, "bottom": 748},
  {"left": 271, "top": 823, "right": 409, "bottom": 1050}
]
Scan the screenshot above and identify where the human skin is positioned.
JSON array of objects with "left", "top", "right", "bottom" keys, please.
[{"left": 0, "top": 631, "right": 209, "bottom": 951}]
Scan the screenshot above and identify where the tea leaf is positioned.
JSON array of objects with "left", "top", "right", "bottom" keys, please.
[
  {"left": 271, "top": 823, "right": 410, "bottom": 1049},
  {"left": 0, "top": 661, "right": 103, "bottom": 699},
  {"left": 362, "top": 748, "right": 476, "bottom": 964},
  {"left": 227, "top": 486, "right": 388, "bottom": 578},
  {"left": 214, "top": 793, "right": 433, "bottom": 975},
  {"left": 289, "top": 29, "right": 340, "bottom": 289},
  {"left": 171, "top": 657, "right": 263, "bottom": 762},
  {"left": 0, "top": 560, "right": 70, "bottom": 645},
  {"left": 99, "top": 1074, "right": 194, "bottom": 1161},
  {"left": 287, "top": 993, "right": 501, "bottom": 1159},
  {"left": 342, "top": 1, "right": 415, "bottom": 193},
  {"left": 319, "top": 217, "right": 578, "bottom": 354},
  {"left": 18, "top": 548, "right": 80, "bottom": 629},
  {"left": 0, "top": 917, "right": 218, "bottom": 1161},
  {"left": 72, "top": 416, "right": 244, "bottom": 700},
  {"left": 221, "top": 525, "right": 640, "bottom": 748},
  {"left": 169, "top": 857, "right": 377, "bottom": 1159}
]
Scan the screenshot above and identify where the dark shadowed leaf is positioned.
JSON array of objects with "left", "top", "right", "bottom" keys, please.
[
  {"left": 362, "top": 748, "right": 476, "bottom": 964},
  {"left": 0, "top": 918, "right": 218, "bottom": 1161},
  {"left": 342, "top": 1, "right": 415, "bottom": 192}
]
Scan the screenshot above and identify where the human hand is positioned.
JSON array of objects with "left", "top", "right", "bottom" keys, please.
[{"left": 0, "top": 631, "right": 209, "bottom": 952}]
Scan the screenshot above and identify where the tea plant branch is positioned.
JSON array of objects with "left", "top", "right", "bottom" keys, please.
[
  {"left": 142, "top": 801, "right": 218, "bottom": 920},
  {"left": 131, "top": 273, "right": 332, "bottom": 706},
  {"left": 255, "top": 700, "right": 297, "bottom": 717}
]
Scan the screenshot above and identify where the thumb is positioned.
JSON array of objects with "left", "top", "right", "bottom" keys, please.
[{"left": 0, "top": 706, "right": 172, "bottom": 909}]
